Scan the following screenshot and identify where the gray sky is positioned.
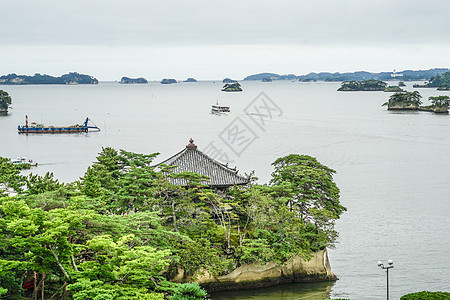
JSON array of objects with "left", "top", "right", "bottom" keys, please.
[{"left": 1, "top": 0, "right": 449, "bottom": 80}]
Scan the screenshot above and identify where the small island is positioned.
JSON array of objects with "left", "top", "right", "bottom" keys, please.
[
  {"left": 419, "top": 95, "right": 450, "bottom": 114},
  {"left": 382, "top": 91, "right": 422, "bottom": 110},
  {"left": 183, "top": 78, "right": 197, "bottom": 83},
  {"left": 222, "top": 82, "right": 243, "bottom": 92},
  {"left": 384, "top": 86, "right": 404, "bottom": 92},
  {"left": 161, "top": 78, "right": 177, "bottom": 84},
  {"left": 120, "top": 77, "right": 148, "bottom": 84},
  {"left": 398, "top": 81, "right": 406, "bottom": 87},
  {"left": 0, "top": 90, "right": 12, "bottom": 115},
  {"left": 223, "top": 78, "right": 238, "bottom": 83},
  {"left": 338, "top": 79, "right": 387, "bottom": 91},
  {"left": 0, "top": 72, "right": 98, "bottom": 85}
]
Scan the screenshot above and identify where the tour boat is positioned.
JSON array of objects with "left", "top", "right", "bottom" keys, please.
[
  {"left": 10, "top": 157, "right": 38, "bottom": 167},
  {"left": 211, "top": 102, "right": 230, "bottom": 114},
  {"left": 18, "top": 115, "right": 100, "bottom": 133}
]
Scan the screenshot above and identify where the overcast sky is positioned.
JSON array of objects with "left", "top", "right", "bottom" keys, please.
[{"left": 1, "top": 0, "right": 449, "bottom": 80}]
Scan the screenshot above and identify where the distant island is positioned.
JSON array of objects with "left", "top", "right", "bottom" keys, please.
[
  {"left": 0, "top": 72, "right": 98, "bottom": 85},
  {"left": 384, "top": 86, "right": 404, "bottom": 92},
  {"left": 244, "top": 68, "right": 449, "bottom": 82},
  {"left": 338, "top": 79, "right": 387, "bottom": 91},
  {"left": 382, "top": 91, "right": 450, "bottom": 114},
  {"left": 223, "top": 78, "right": 238, "bottom": 83},
  {"left": 120, "top": 77, "right": 148, "bottom": 84},
  {"left": 183, "top": 78, "right": 197, "bottom": 82},
  {"left": 413, "top": 71, "right": 450, "bottom": 90},
  {"left": 161, "top": 78, "right": 177, "bottom": 84},
  {"left": 0, "top": 90, "right": 12, "bottom": 115},
  {"left": 262, "top": 77, "right": 273, "bottom": 82},
  {"left": 222, "top": 82, "right": 242, "bottom": 92}
]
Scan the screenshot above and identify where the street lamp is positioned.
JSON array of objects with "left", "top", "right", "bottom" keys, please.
[{"left": 377, "top": 259, "right": 394, "bottom": 300}]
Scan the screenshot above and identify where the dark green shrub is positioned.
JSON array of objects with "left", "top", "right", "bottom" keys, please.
[
  {"left": 169, "top": 282, "right": 208, "bottom": 300},
  {"left": 400, "top": 291, "right": 450, "bottom": 300}
]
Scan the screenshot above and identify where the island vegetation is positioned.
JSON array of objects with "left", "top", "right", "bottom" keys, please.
[
  {"left": 419, "top": 95, "right": 450, "bottom": 113},
  {"left": 0, "top": 73, "right": 98, "bottom": 85},
  {"left": 400, "top": 291, "right": 450, "bottom": 299},
  {"left": 183, "top": 78, "right": 197, "bottom": 83},
  {"left": 384, "top": 86, "right": 404, "bottom": 92},
  {"left": 161, "top": 79, "right": 177, "bottom": 84},
  {"left": 382, "top": 91, "right": 422, "bottom": 110},
  {"left": 0, "top": 90, "right": 12, "bottom": 115},
  {"left": 398, "top": 81, "right": 406, "bottom": 87},
  {"left": 0, "top": 150, "right": 345, "bottom": 299},
  {"left": 221, "top": 82, "right": 242, "bottom": 92},
  {"left": 337, "top": 80, "right": 387, "bottom": 91},
  {"left": 120, "top": 77, "right": 148, "bottom": 84}
]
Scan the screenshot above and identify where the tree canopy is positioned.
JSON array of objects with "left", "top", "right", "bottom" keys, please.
[
  {"left": 0, "top": 148, "right": 345, "bottom": 299},
  {"left": 0, "top": 90, "right": 12, "bottom": 111}
]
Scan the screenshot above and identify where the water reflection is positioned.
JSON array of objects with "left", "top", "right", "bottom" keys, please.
[{"left": 210, "top": 281, "right": 335, "bottom": 300}]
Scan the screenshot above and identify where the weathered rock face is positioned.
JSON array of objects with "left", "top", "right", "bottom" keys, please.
[
  {"left": 172, "top": 249, "right": 337, "bottom": 292},
  {"left": 387, "top": 104, "right": 419, "bottom": 110}
]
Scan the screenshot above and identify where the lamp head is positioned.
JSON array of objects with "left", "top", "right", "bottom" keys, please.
[
  {"left": 388, "top": 259, "right": 393, "bottom": 265},
  {"left": 377, "top": 261, "right": 383, "bottom": 266}
]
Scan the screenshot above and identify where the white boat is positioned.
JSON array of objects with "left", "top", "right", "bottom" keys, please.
[
  {"left": 211, "top": 101, "right": 230, "bottom": 114},
  {"left": 10, "top": 157, "right": 38, "bottom": 167}
]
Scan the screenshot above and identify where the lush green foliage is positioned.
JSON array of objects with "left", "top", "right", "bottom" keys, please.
[
  {"left": 0, "top": 90, "right": 12, "bottom": 110},
  {"left": 427, "top": 72, "right": 450, "bottom": 89},
  {"left": 0, "top": 148, "right": 344, "bottom": 299},
  {"left": 338, "top": 79, "right": 387, "bottom": 91},
  {"left": 382, "top": 91, "right": 422, "bottom": 108},
  {"left": 400, "top": 291, "right": 450, "bottom": 299},
  {"left": 429, "top": 95, "right": 450, "bottom": 108}
]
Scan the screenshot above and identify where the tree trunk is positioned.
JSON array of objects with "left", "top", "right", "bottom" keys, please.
[
  {"left": 49, "top": 246, "right": 71, "bottom": 281},
  {"left": 41, "top": 273, "right": 46, "bottom": 300}
]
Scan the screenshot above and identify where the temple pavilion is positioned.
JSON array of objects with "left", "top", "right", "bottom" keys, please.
[{"left": 158, "top": 139, "right": 250, "bottom": 189}]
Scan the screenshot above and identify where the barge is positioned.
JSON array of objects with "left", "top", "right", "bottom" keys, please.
[{"left": 18, "top": 115, "right": 100, "bottom": 133}]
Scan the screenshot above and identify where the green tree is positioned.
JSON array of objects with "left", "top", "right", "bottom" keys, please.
[
  {"left": 269, "top": 154, "right": 346, "bottom": 249},
  {"left": 429, "top": 95, "right": 450, "bottom": 108},
  {"left": 0, "top": 90, "right": 12, "bottom": 111}
]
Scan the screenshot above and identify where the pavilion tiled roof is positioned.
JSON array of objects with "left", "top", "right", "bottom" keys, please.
[{"left": 157, "top": 139, "right": 250, "bottom": 187}]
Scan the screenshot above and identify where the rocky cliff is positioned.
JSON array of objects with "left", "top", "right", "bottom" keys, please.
[{"left": 172, "top": 249, "right": 336, "bottom": 292}]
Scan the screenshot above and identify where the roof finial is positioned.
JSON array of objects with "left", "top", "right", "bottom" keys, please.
[{"left": 186, "top": 138, "right": 197, "bottom": 150}]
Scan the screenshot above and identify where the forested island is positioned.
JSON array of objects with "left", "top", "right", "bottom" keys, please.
[
  {"left": 222, "top": 78, "right": 238, "bottom": 83},
  {"left": 0, "top": 73, "right": 98, "bottom": 85},
  {"left": 337, "top": 79, "right": 387, "bottom": 91},
  {"left": 222, "top": 82, "right": 242, "bottom": 92},
  {"left": 413, "top": 71, "right": 450, "bottom": 90},
  {"left": 0, "top": 90, "right": 12, "bottom": 115},
  {"left": 183, "top": 78, "right": 197, "bottom": 83},
  {"left": 0, "top": 149, "right": 345, "bottom": 299},
  {"left": 382, "top": 91, "right": 450, "bottom": 113},
  {"left": 244, "top": 68, "right": 449, "bottom": 82},
  {"left": 120, "top": 77, "right": 148, "bottom": 84},
  {"left": 161, "top": 79, "right": 177, "bottom": 84}
]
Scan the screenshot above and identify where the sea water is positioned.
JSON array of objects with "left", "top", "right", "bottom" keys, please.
[{"left": 1, "top": 81, "right": 449, "bottom": 299}]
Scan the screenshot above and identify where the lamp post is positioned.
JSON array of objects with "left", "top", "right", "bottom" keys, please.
[{"left": 377, "top": 259, "right": 394, "bottom": 300}]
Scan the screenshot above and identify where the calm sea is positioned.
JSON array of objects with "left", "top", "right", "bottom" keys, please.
[{"left": 1, "top": 81, "right": 449, "bottom": 299}]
